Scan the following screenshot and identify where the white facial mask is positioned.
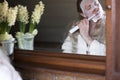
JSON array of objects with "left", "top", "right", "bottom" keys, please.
[{"left": 80, "top": 0, "right": 104, "bottom": 22}]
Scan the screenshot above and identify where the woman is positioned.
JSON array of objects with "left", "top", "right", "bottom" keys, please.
[{"left": 62, "top": 0, "right": 106, "bottom": 56}]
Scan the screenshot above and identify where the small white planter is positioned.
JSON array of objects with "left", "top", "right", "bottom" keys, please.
[
  {"left": 1, "top": 38, "right": 15, "bottom": 55},
  {"left": 17, "top": 33, "right": 34, "bottom": 50}
]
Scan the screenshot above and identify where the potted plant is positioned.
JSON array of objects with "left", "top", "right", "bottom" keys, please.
[
  {"left": 16, "top": 1, "right": 45, "bottom": 50},
  {"left": 0, "top": 0, "right": 18, "bottom": 55}
]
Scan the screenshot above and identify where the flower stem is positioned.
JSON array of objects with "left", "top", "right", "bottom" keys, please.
[
  {"left": 20, "top": 22, "right": 26, "bottom": 33},
  {"left": 29, "top": 19, "right": 36, "bottom": 33},
  {"left": 0, "top": 22, "right": 10, "bottom": 34}
]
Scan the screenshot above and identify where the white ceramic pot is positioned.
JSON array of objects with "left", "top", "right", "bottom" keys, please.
[
  {"left": 17, "top": 34, "right": 34, "bottom": 50},
  {"left": 1, "top": 38, "right": 15, "bottom": 55}
]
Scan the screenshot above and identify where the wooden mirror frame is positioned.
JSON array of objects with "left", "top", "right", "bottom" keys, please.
[
  {"left": 13, "top": 0, "right": 120, "bottom": 80},
  {"left": 106, "top": 0, "right": 120, "bottom": 80},
  {"left": 13, "top": 49, "right": 106, "bottom": 80}
]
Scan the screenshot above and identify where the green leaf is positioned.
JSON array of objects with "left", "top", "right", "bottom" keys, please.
[
  {"left": 20, "top": 22, "right": 26, "bottom": 33},
  {"left": 29, "top": 19, "right": 36, "bottom": 33},
  {"left": 0, "top": 22, "right": 9, "bottom": 34}
]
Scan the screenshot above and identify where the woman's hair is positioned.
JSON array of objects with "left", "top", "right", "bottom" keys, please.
[{"left": 77, "top": 0, "right": 82, "bottom": 13}]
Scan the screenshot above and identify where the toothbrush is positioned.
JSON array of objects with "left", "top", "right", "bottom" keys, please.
[{"left": 69, "top": 14, "right": 96, "bottom": 34}]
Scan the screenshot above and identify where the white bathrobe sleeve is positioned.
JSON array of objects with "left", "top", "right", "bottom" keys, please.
[
  {"left": 0, "top": 64, "right": 22, "bottom": 80},
  {"left": 62, "top": 36, "right": 73, "bottom": 53},
  {"left": 0, "top": 48, "right": 22, "bottom": 80},
  {"left": 77, "top": 34, "right": 88, "bottom": 54},
  {"left": 77, "top": 35, "right": 106, "bottom": 56},
  {"left": 88, "top": 40, "right": 106, "bottom": 56}
]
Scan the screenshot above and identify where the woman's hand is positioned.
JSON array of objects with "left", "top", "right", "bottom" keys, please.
[{"left": 78, "top": 19, "right": 93, "bottom": 45}]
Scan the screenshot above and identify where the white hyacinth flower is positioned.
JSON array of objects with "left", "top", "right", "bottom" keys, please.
[
  {"left": 0, "top": 32, "right": 13, "bottom": 41},
  {"left": 31, "top": 1, "right": 45, "bottom": 24},
  {"left": 0, "top": 0, "right": 8, "bottom": 23},
  {"left": 16, "top": 32, "right": 24, "bottom": 38},
  {"left": 32, "top": 29, "right": 38, "bottom": 36},
  {"left": 7, "top": 6, "right": 18, "bottom": 26},
  {"left": 17, "top": 5, "right": 29, "bottom": 24}
]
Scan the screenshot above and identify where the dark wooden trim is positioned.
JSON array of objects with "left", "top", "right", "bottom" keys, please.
[
  {"left": 106, "top": 0, "right": 113, "bottom": 80},
  {"left": 13, "top": 49, "right": 106, "bottom": 76}
]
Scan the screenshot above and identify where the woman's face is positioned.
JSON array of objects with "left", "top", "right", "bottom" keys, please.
[{"left": 82, "top": 0, "right": 100, "bottom": 18}]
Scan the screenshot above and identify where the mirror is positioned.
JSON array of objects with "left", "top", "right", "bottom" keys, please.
[{"left": 7, "top": 0, "right": 106, "bottom": 56}]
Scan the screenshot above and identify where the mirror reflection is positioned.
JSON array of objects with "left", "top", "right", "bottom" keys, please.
[
  {"left": 62, "top": 0, "right": 106, "bottom": 56},
  {"left": 5, "top": 0, "right": 106, "bottom": 56}
]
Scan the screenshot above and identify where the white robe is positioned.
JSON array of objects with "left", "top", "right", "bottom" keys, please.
[
  {"left": 0, "top": 48, "right": 22, "bottom": 80},
  {"left": 62, "top": 34, "right": 106, "bottom": 56}
]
